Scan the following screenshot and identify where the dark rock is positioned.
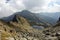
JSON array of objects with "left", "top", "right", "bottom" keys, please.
[{"left": 55, "top": 32, "right": 60, "bottom": 36}]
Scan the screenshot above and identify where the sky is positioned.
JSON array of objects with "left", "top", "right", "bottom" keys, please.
[{"left": 0, "top": 0, "right": 60, "bottom": 18}]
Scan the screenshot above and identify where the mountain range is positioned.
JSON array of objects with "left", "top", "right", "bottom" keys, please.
[
  {"left": 0, "top": 10, "right": 60, "bottom": 40},
  {"left": 2, "top": 10, "right": 60, "bottom": 26},
  {"left": 39, "top": 12, "right": 60, "bottom": 22}
]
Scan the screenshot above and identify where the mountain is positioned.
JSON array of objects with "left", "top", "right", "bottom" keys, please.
[
  {"left": 9, "top": 14, "right": 36, "bottom": 33},
  {"left": 2, "top": 10, "right": 53, "bottom": 27},
  {"left": 0, "top": 15, "right": 43, "bottom": 40},
  {"left": 2, "top": 10, "right": 40, "bottom": 23},
  {"left": 35, "top": 13, "right": 57, "bottom": 25},
  {"left": 0, "top": 13, "right": 60, "bottom": 40},
  {"left": 39, "top": 12, "right": 60, "bottom": 22}
]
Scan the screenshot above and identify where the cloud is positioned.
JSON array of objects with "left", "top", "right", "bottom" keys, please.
[
  {"left": 27, "top": 0, "right": 60, "bottom": 13},
  {"left": 0, "top": 0, "right": 60, "bottom": 13},
  {"left": 0, "top": 0, "right": 16, "bottom": 18},
  {"left": 23, "top": 0, "right": 45, "bottom": 9},
  {"left": 53, "top": 0, "right": 60, "bottom": 5},
  {"left": 0, "top": 0, "right": 60, "bottom": 18}
]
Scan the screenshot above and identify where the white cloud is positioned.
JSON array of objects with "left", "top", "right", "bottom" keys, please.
[
  {"left": 0, "top": 0, "right": 60, "bottom": 13},
  {"left": 0, "top": 0, "right": 25, "bottom": 18},
  {"left": 0, "top": 7, "right": 1, "bottom": 11},
  {"left": 23, "top": 0, "right": 45, "bottom": 9},
  {"left": 28, "top": 0, "right": 60, "bottom": 13},
  {"left": 0, "top": 0, "right": 60, "bottom": 18},
  {"left": 0, "top": 0, "right": 17, "bottom": 18}
]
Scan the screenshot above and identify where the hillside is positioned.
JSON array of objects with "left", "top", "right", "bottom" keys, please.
[
  {"left": 41, "top": 18, "right": 60, "bottom": 40},
  {"left": 2, "top": 10, "right": 53, "bottom": 28},
  {"left": 35, "top": 13, "right": 57, "bottom": 25},
  {"left": 38, "top": 12, "right": 60, "bottom": 24},
  {"left": 0, "top": 15, "right": 43, "bottom": 40},
  {"left": 0, "top": 14, "right": 60, "bottom": 40}
]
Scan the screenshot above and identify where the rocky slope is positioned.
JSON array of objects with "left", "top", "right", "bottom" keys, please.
[
  {"left": 0, "top": 15, "right": 43, "bottom": 40},
  {"left": 42, "top": 18, "right": 60, "bottom": 40},
  {"left": 0, "top": 14, "right": 60, "bottom": 40}
]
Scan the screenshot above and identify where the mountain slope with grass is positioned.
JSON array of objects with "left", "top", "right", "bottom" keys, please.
[
  {"left": 0, "top": 13, "right": 60, "bottom": 40},
  {"left": 0, "top": 15, "right": 44, "bottom": 40}
]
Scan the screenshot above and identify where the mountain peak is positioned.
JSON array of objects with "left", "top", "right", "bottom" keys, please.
[{"left": 21, "top": 10, "right": 31, "bottom": 13}]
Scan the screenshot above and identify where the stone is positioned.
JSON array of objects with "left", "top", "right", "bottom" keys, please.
[
  {"left": 33, "top": 38, "right": 39, "bottom": 40},
  {"left": 56, "top": 32, "right": 60, "bottom": 36},
  {"left": 45, "top": 36, "right": 57, "bottom": 40},
  {"left": 20, "top": 37, "right": 27, "bottom": 40},
  {"left": 27, "top": 36, "right": 33, "bottom": 40},
  {"left": 5, "top": 37, "right": 14, "bottom": 40}
]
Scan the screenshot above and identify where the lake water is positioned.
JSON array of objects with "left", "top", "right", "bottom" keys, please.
[{"left": 32, "top": 25, "right": 44, "bottom": 30}]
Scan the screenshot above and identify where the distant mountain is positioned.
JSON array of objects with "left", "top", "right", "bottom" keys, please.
[
  {"left": 16, "top": 10, "right": 41, "bottom": 23},
  {"left": 2, "top": 10, "right": 57, "bottom": 26},
  {"left": 35, "top": 13, "right": 57, "bottom": 25},
  {"left": 39, "top": 12, "right": 60, "bottom": 22},
  {"left": 2, "top": 10, "right": 44, "bottom": 26}
]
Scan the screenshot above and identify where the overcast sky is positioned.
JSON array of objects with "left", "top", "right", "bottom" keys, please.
[{"left": 0, "top": 0, "right": 60, "bottom": 18}]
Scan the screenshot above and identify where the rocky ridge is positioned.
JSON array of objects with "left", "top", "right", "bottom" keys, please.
[{"left": 0, "top": 15, "right": 60, "bottom": 40}]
